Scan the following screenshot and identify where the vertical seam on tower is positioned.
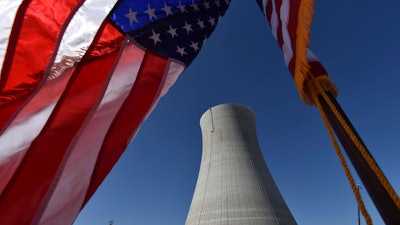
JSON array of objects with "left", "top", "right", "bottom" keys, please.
[{"left": 210, "top": 108, "right": 214, "bottom": 132}]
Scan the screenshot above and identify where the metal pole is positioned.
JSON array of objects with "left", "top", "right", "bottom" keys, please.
[
  {"left": 319, "top": 92, "right": 400, "bottom": 225},
  {"left": 357, "top": 184, "right": 361, "bottom": 225}
]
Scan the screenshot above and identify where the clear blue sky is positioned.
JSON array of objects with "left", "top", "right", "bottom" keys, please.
[{"left": 74, "top": 1, "right": 400, "bottom": 224}]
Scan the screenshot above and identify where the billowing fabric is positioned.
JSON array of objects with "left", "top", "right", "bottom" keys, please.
[
  {"left": 0, "top": 0, "right": 230, "bottom": 224},
  {"left": 256, "top": 0, "right": 326, "bottom": 74},
  {"left": 255, "top": 0, "right": 332, "bottom": 103}
]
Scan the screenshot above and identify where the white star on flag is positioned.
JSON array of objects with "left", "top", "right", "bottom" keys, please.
[
  {"left": 176, "top": 45, "right": 187, "bottom": 56},
  {"left": 183, "top": 21, "right": 193, "bottom": 34},
  {"left": 162, "top": 2, "right": 173, "bottom": 16},
  {"left": 191, "top": 1, "right": 200, "bottom": 11},
  {"left": 203, "top": 1, "right": 210, "bottom": 9},
  {"left": 144, "top": 4, "right": 157, "bottom": 20},
  {"left": 125, "top": 7, "right": 138, "bottom": 26},
  {"left": 177, "top": 1, "right": 187, "bottom": 13},
  {"left": 197, "top": 18, "right": 205, "bottom": 29},
  {"left": 208, "top": 16, "right": 216, "bottom": 27},
  {"left": 149, "top": 30, "right": 162, "bottom": 45},
  {"left": 167, "top": 25, "right": 178, "bottom": 38},
  {"left": 190, "top": 41, "right": 199, "bottom": 52}
]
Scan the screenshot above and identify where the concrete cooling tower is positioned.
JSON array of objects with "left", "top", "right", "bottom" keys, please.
[{"left": 185, "top": 104, "right": 297, "bottom": 225}]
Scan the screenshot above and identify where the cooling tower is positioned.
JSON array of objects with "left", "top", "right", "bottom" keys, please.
[{"left": 185, "top": 104, "right": 297, "bottom": 225}]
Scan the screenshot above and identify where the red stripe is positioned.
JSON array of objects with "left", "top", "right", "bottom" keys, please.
[
  {"left": 82, "top": 51, "right": 168, "bottom": 206},
  {"left": 265, "top": 0, "right": 273, "bottom": 27},
  {"left": 309, "top": 61, "right": 327, "bottom": 77},
  {"left": 0, "top": 95, "right": 31, "bottom": 133},
  {"left": 0, "top": 68, "right": 75, "bottom": 195},
  {"left": 286, "top": 0, "right": 300, "bottom": 76},
  {"left": 0, "top": 0, "right": 84, "bottom": 130},
  {"left": 0, "top": 23, "right": 124, "bottom": 224},
  {"left": 0, "top": 0, "right": 32, "bottom": 89},
  {"left": 0, "top": 0, "right": 32, "bottom": 134},
  {"left": 288, "top": 57, "right": 295, "bottom": 75},
  {"left": 274, "top": 0, "right": 284, "bottom": 49},
  {"left": 287, "top": 0, "right": 300, "bottom": 54},
  {"left": 34, "top": 42, "right": 145, "bottom": 224},
  {"left": 286, "top": 1, "right": 325, "bottom": 78},
  {"left": 263, "top": 1, "right": 328, "bottom": 78}
]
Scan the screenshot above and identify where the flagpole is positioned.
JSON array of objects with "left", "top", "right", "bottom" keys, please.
[
  {"left": 357, "top": 184, "right": 361, "bottom": 225},
  {"left": 318, "top": 91, "right": 400, "bottom": 225}
]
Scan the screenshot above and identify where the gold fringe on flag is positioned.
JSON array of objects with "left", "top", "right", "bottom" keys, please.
[
  {"left": 303, "top": 75, "right": 338, "bottom": 104},
  {"left": 294, "top": 0, "right": 338, "bottom": 104}
]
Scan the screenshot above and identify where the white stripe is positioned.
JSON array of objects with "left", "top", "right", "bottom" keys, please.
[
  {"left": 262, "top": 0, "right": 268, "bottom": 15},
  {"left": 39, "top": 51, "right": 185, "bottom": 224},
  {"left": 51, "top": 0, "right": 118, "bottom": 78},
  {"left": 269, "top": 0, "right": 279, "bottom": 39},
  {"left": 128, "top": 61, "right": 185, "bottom": 146},
  {"left": 306, "top": 48, "right": 318, "bottom": 62},
  {"left": 0, "top": 0, "right": 24, "bottom": 75},
  {"left": 0, "top": 69, "right": 75, "bottom": 195},
  {"left": 37, "top": 43, "right": 145, "bottom": 225},
  {"left": 146, "top": 60, "right": 185, "bottom": 120},
  {"left": 159, "top": 61, "right": 185, "bottom": 98},
  {"left": 0, "top": 0, "right": 118, "bottom": 194},
  {"left": 279, "top": 0, "right": 293, "bottom": 66}
]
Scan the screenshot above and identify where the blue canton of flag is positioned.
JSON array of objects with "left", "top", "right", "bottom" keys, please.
[{"left": 111, "top": 0, "right": 231, "bottom": 66}]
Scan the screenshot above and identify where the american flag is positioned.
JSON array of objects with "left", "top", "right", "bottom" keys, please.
[
  {"left": 0, "top": 0, "right": 229, "bottom": 224},
  {"left": 255, "top": 0, "right": 335, "bottom": 103},
  {"left": 113, "top": 0, "right": 230, "bottom": 65}
]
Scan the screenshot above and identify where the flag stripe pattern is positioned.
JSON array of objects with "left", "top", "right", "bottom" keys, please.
[
  {"left": 38, "top": 42, "right": 146, "bottom": 225},
  {"left": 256, "top": 0, "right": 329, "bottom": 102},
  {"left": 258, "top": 0, "right": 327, "bottom": 76},
  {"left": 83, "top": 50, "right": 170, "bottom": 205},
  {"left": 0, "top": 0, "right": 85, "bottom": 130},
  {"left": 0, "top": 22, "right": 124, "bottom": 224},
  {"left": 0, "top": 0, "right": 230, "bottom": 223},
  {"left": 0, "top": 0, "right": 23, "bottom": 71},
  {"left": 0, "top": 67, "right": 75, "bottom": 195}
]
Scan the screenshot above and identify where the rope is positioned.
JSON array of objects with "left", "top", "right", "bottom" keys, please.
[
  {"left": 307, "top": 79, "right": 373, "bottom": 225},
  {"left": 312, "top": 78, "right": 400, "bottom": 209}
]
